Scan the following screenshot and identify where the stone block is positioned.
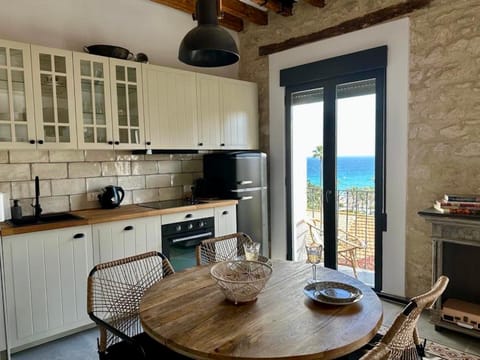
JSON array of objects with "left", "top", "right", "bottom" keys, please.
[
  {"left": 10, "top": 150, "right": 49, "bottom": 163},
  {"left": 145, "top": 174, "right": 171, "bottom": 188},
  {"left": 157, "top": 160, "right": 181, "bottom": 174},
  {"left": 69, "top": 162, "right": 102, "bottom": 178},
  {"left": 181, "top": 160, "right": 202, "bottom": 173},
  {"left": 32, "top": 163, "right": 67, "bottom": 179},
  {"left": 49, "top": 150, "right": 85, "bottom": 162},
  {"left": 86, "top": 177, "right": 117, "bottom": 192},
  {"left": 132, "top": 189, "right": 160, "bottom": 203},
  {"left": 102, "top": 161, "right": 131, "bottom": 176},
  {"left": 159, "top": 186, "right": 183, "bottom": 201},
  {"left": 51, "top": 178, "right": 86, "bottom": 196},
  {"left": 132, "top": 161, "right": 158, "bottom": 175},
  {"left": 12, "top": 180, "right": 51, "bottom": 199},
  {"left": 118, "top": 176, "right": 146, "bottom": 190},
  {"left": 0, "top": 164, "right": 30, "bottom": 181}
]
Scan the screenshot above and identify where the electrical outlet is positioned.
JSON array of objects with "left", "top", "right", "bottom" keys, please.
[{"left": 87, "top": 192, "right": 100, "bottom": 202}]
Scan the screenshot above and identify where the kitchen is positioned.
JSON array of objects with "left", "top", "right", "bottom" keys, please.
[{"left": 0, "top": 0, "right": 480, "bottom": 359}]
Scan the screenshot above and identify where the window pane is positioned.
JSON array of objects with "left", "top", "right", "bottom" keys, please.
[
  {"left": 117, "top": 84, "right": 127, "bottom": 126},
  {"left": 93, "top": 62, "right": 103, "bottom": 78},
  {"left": 84, "top": 127, "right": 94, "bottom": 143},
  {"left": 0, "top": 124, "right": 11, "bottom": 141},
  {"left": 56, "top": 76, "right": 69, "bottom": 123},
  {"left": 81, "top": 79, "right": 93, "bottom": 124},
  {"left": 54, "top": 56, "right": 66, "bottom": 73},
  {"left": 119, "top": 128, "right": 128, "bottom": 143},
  {"left": 128, "top": 85, "right": 138, "bottom": 126},
  {"left": 59, "top": 126, "right": 70, "bottom": 142},
  {"left": 96, "top": 127, "right": 107, "bottom": 143},
  {"left": 39, "top": 54, "right": 51, "bottom": 71},
  {"left": 10, "top": 49, "right": 23, "bottom": 68},
  {"left": 12, "top": 70, "right": 26, "bottom": 121},
  {"left": 130, "top": 129, "right": 139, "bottom": 144},
  {"left": 41, "top": 74, "right": 54, "bottom": 123},
  {"left": 15, "top": 124, "right": 28, "bottom": 142},
  {"left": 0, "top": 68, "right": 10, "bottom": 120},
  {"left": 44, "top": 125, "right": 56, "bottom": 142},
  {"left": 127, "top": 67, "right": 136, "bottom": 82},
  {"left": 0, "top": 48, "right": 6, "bottom": 66},
  {"left": 116, "top": 65, "right": 125, "bottom": 81},
  {"left": 94, "top": 81, "right": 105, "bottom": 125},
  {"left": 80, "top": 60, "right": 91, "bottom": 76}
]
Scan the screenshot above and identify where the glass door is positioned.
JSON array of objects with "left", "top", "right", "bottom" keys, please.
[
  {"left": 287, "top": 71, "right": 385, "bottom": 290},
  {"left": 73, "top": 53, "right": 113, "bottom": 149},
  {"left": 31, "top": 45, "right": 77, "bottom": 149},
  {"left": 0, "top": 40, "right": 35, "bottom": 149}
]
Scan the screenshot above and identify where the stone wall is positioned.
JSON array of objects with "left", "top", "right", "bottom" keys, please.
[
  {"left": 0, "top": 150, "right": 202, "bottom": 216},
  {"left": 238, "top": 0, "right": 480, "bottom": 296}
]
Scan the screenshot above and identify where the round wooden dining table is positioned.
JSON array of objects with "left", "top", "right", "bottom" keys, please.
[{"left": 140, "top": 260, "right": 383, "bottom": 360}]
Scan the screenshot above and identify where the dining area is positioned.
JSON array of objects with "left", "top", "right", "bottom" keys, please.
[{"left": 87, "top": 233, "right": 448, "bottom": 360}]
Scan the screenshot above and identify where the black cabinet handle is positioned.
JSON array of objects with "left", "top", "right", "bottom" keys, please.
[
  {"left": 222, "top": 210, "right": 229, "bottom": 215},
  {"left": 185, "top": 214, "right": 193, "bottom": 219},
  {"left": 114, "top": 141, "right": 120, "bottom": 145},
  {"left": 38, "top": 140, "right": 44, "bottom": 144},
  {"left": 124, "top": 225, "right": 134, "bottom": 231},
  {"left": 73, "top": 233, "right": 85, "bottom": 239},
  {"left": 220, "top": 143, "right": 225, "bottom": 147},
  {"left": 146, "top": 141, "right": 151, "bottom": 146},
  {"left": 29, "top": 140, "right": 36, "bottom": 144},
  {"left": 108, "top": 141, "right": 113, "bottom": 145},
  {"left": 198, "top": 142, "right": 203, "bottom": 146}
]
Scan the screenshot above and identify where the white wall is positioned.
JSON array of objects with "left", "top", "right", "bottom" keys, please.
[
  {"left": 269, "top": 18, "right": 409, "bottom": 296},
  {"left": 0, "top": 0, "right": 238, "bottom": 78}
]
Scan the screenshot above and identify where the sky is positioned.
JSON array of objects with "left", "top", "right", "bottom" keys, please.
[{"left": 292, "top": 94, "right": 376, "bottom": 157}]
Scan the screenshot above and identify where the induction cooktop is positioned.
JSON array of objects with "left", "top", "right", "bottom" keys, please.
[{"left": 137, "top": 199, "right": 206, "bottom": 210}]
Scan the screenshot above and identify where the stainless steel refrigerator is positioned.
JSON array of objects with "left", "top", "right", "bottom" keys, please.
[{"left": 202, "top": 151, "right": 269, "bottom": 256}]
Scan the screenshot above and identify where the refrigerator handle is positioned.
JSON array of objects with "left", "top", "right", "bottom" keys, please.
[
  {"left": 240, "top": 196, "right": 253, "bottom": 201},
  {"left": 237, "top": 180, "right": 253, "bottom": 185}
]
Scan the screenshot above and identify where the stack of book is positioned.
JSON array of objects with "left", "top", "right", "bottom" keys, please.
[{"left": 433, "top": 194, "right": 480, "bottom": 215}]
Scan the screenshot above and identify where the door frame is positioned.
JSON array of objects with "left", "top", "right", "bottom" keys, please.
[{"left": 283, "top": 48, "right": 387, "bottom": 291}]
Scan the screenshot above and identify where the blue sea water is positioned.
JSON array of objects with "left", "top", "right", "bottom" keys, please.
[{"left": 307, "top": 156, "right": 375, "bottom": 190}]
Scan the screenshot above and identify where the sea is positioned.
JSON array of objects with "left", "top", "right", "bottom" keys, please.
[{"left": 307, "top": 156, "right": 375, "bottom": 190}]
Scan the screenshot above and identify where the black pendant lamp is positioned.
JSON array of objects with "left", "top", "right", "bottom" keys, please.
[{"left": 178, "top": 0, "right": 239, "bottom": 67}]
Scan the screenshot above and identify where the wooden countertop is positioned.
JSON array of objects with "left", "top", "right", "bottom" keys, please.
[{"left": 0, "top": 200, "right": 237, "bottom": 236}]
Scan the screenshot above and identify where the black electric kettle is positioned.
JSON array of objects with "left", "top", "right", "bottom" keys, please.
[{"left": 98, "top": 186, "right": 125, "bottom": 209}]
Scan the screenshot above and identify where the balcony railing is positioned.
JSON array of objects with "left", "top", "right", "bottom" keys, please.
[{"left": 305, "top": 186, "right": 375, "bottom": 274}]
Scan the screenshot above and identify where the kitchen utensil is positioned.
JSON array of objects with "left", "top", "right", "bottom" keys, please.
[
  {"left": 83, "top": 45, "right": 134, "bottom": 60},
  {"left": 98, "top": 186, "right": 125, "bottom": 209}
]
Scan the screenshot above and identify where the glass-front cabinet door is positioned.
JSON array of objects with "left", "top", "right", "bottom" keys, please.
[
  {"left": 31, "top": 45, "right": 77, "bottom": 149},
  {"left": 110, "top": 59, "right": 144, "bottom": 149},
  {"left": 0, "top": 39, "right": 36, "bottom": 149},
  {"left": 73, "top": 53, "right": 113, "bottom": 149}
]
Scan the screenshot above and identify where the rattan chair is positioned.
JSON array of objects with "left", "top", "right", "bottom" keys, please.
[
  {"left": 195, "top": 232, "right": 254, "bottom": 265},
  {"left": 87, "top": 251, "right": 189, "bottom": 359},
  {"left": 359, "top": 275, "right": 450, "bottom": 360}
]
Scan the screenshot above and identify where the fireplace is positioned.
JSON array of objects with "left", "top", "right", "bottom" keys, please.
[{"left": 420, "top": 209, "right": 480, "bottom": 338}]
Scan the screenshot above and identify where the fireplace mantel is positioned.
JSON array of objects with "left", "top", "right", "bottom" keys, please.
[{"left": 419, "top": 208, "right": 480, "bottom": 338}]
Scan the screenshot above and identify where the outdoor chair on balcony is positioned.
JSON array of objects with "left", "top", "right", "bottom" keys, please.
[
  {"left": 87, "top": 251, "right": 189, "bottom": 359},
  {"left": 359, "top": 275, "right": 449, "bottom": 360},
  {"left": 306, "top": 219, "right": 367, "bottom": 278},
  {"left": 196, "top": 232, "right": 254, "bottom": 265}
]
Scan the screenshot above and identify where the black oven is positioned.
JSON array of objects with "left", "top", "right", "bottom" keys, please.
[{"left": 162, "top": 217, "right": 215, "bottom": 271}]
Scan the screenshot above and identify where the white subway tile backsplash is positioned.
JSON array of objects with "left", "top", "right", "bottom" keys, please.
[
  {"left": 181, "top": 160, "right": 202, "bottom": 173},
  {"left": 0, "top": 164, "right": 30, "bottom": 182},
  {"left": 69, "top": 162, "right": 102, "bottom": 178},
  {"left": 49, "top": 150, "right": 85, "bottom": 162},
  {"left": 115, "top": 151, "right": 145, "bottom": 161},
  {"left": 132, "top": 189, "right": 160, "bottom": 203},
  {"left": 84, "top": 150, "right": 115, "bottom": 162},
  {"left": 157, "top": 160, "right": 181, "bottom": 174},
  {"left": 12, "top": 180, "right": 51, "bottom": 199},
  {"left": 159, "top": 186, "right": 183, "bottom": 201},
  {"left": 86, "top": 177, "right": 117, "bottom": 192},
  {"left": 0, "top": 151, "right": 8, "bottom": 163},
  {"left": 132, "top": 161, "right": 158, "bottom": 175},
  {"left": 118, "top": 176, "right": 146, "bottom": 190},
  {"left": 40, "top": 196, "right": 70, "bottom": 213},
  {"left": 145, "top": 174, "right": 171, "bottom": 188},
  {"left": 32, "top": 163, "right": 68, "bottom": 179},
  {"left": 10, "top": 150, "right": 49, "bottom": 163},
  {"left": 171, "top": 173, "right": 193, "bottom": 186},
  {"left": 51, "top": 178, "right": 86, "bottom": 196},
  {"left": 70, "top": 193, "right": 100, "bottom": 211},
  {"left": 144, "top": 154, "right": 171, "bottom": 161},
  {"left": 102, "top": 161, "right": 131, "bottom": 176}
]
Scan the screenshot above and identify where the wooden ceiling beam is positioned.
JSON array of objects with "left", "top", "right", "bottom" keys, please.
[
  {"left": 222, "top": 0, "right": 268, "bottom": 25},
  {"left": 150, "top": 0, "right": 244, "bottom": 32},
  {"left": 304, "top": 0, "right": 325, "bottom": 8},
  {"left": 247, "top": 0, "right": 294, "bottom": 16}
]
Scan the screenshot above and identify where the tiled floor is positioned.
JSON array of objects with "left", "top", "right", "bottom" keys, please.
[{"left": 11, "top": 300, "right": 480, "bottom": 360}]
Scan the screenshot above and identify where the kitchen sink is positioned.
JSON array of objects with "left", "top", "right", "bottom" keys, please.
[{"left": 9, "top": 212, "right": 84, "bottom": 227}]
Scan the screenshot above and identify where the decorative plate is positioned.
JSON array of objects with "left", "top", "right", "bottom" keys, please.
[{"left": 304, "top": 281, "right": 363, "bottom": 305}]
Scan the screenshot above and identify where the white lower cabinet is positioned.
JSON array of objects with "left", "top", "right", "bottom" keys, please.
[
  {"left": 92, "top": 216, "right": 162, "bottom": 264},
  {"left": 215, "top": 205, "right": 237, "bottom": 237},
  {"left": 3, "top": 225, "right": 93, "bottom": 349}
]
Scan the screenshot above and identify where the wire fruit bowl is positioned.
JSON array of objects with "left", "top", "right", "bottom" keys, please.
[{"left": 210, "top": 260, "right": 273, "bottom": 304}]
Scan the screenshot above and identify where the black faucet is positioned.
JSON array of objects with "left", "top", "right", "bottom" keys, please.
[{"left": 32, "top": 176, "right": 42, "bottom": 219}]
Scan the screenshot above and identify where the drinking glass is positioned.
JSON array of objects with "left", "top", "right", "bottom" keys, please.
[
  {"left": 243, "top": 242, "right": 260, "bottom": 261},
  {"left": 305, "top": 244, "right": 322, "bottom": 283}
]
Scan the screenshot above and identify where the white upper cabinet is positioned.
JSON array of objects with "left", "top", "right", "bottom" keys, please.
[
  {"left": 110, "top": 59, "right": 144, "bottom": 149},
  {"left": 31, "top": 45, "right": 77, "bottom": 149},
  {"left": 143, "top": 64, "right": 198, "bottom": 149},
  {"left": 0, "top": 39, "right": 36, "bottom": 150},
  {"left": 196, "top": 75, "right": 259, "bottom": 150},
  {"left": 196, "top": 73, "right": 222, "bottom": 149},
  {"left": 220, "top": 78, "right": 259, "bottom": 149},
  {"left": 73, "top": 52, "right": 113, "bottom": 149}
]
